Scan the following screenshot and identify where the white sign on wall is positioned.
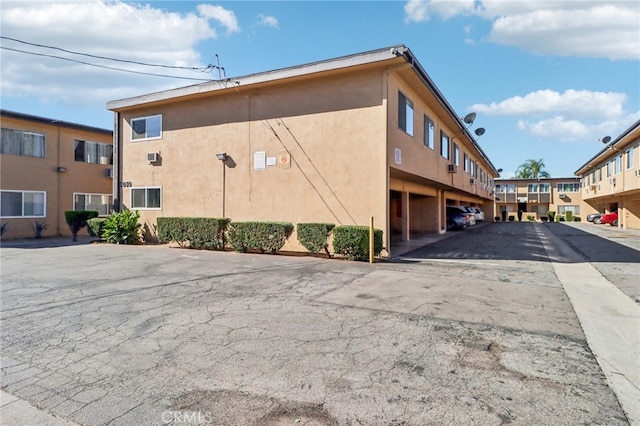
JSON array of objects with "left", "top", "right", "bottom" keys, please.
[
  {"left": 394, "top": 148, "right": 401, "bottom": 165},
  {"left": 254, "top": 151, "right": 266, "bottom": 170}
]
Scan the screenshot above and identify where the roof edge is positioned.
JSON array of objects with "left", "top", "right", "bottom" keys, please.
[
  {"left": 0, "top": 109, "right": 112, "bottom": 135},
  {"left": 574, "top": 118, "right": 640, "bottom": 175}
]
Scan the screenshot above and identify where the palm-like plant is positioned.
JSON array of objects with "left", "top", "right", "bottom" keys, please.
[{"left": 515, "top": 159, "right": 550, "bottom": 178}]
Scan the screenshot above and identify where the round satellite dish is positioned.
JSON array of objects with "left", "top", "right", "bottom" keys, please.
[
  {"left": 601, "top": 136, "right": 611, "bottom": 144},
  {"left": 474, "top": 128, "right": 485, "bottom": 137},
  {"left": 463, "top": 112, "right": 476, "bottom": 125}
]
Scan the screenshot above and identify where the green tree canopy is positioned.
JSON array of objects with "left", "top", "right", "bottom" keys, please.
[{"left": 515, "top": 159, "right": 550, "bottom": 178}]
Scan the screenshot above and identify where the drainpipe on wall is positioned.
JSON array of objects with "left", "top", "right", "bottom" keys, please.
[{"left": 113, "top": 112, "right": 121, "bottom": 212}]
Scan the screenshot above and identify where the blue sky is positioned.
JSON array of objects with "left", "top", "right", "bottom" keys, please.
[{"left": 1, "top": 0, "right": 639, "bottom": 177}]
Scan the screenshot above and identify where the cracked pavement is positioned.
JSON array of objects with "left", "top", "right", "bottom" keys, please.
[{"left": 0, "top": 223, "right": 632, "bottom": 425}]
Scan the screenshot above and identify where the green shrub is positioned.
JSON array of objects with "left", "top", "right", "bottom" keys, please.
[
  {"left": 102, "top": 210, "right": 141, "bottom": 244},
  {"left": 574, "top": 216, "right": 581, "bottom": 222},
  {"left": 228, "top": 221, "right": 294, "bottom": 253},
  {"left": 296, "top": 223, "right": 335, "bottom": 257},
  {"left": 157, "top": 217, "right": 230, "bottom": 249},
  {"left": 508, "top": 216, "right": 515, "bottom": 222},
  {"left": 547, "top": 211, "right": 555, "bottom": 222},
  {"left": 65, "top": 211, "right": 99, "bottom": 241},
  {"left": 526, "top": 215, "right": 535, "bottom": 222},
  {"left": 332, "top": 225, "right": 383, "bottom": 261},
  {"left": 565, "top": 211, "right": 574, "bottom": 222},
  {"left": 87, "top": 217, "right": 107, "bottom": 238},
  {"left": 556, "top": 215, "right": 565, "bottom": 222}
]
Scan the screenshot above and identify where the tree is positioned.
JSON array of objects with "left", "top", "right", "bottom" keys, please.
[{"left": 515, "top": 159, "right": 550, "bottom": 178}]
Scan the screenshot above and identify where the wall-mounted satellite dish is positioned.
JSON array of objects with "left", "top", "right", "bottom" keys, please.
[
  {"left": 463, "top": 112, "right": 476, "bottom": 125},
  {"left": 601, "top": 136, "right": 611, "bottom": 144},
  {"left": 474, "top": 128, "right": 485, "bottom": 137}
]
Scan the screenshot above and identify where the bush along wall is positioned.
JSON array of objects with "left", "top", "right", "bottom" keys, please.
[
  {"left": 157, "top": 217, "right": 230, "bottom": 250},
  {"left": 296, "top": 223, "right": 335, "bottom": 258},
  {"left": 332, "top": 225, "right": 383, "bottom": 261},
  {"left": 87, "top": 217, "right": 107, "bottom": 238},
  {"left": 65, "top": 211, "right": 99, "bottom": 241},
  {"left": 102, "top": 210, "right": 142, "bottom": 244},
  {"left": 228, "top": 221, "right": 294, "bottom": 254}
]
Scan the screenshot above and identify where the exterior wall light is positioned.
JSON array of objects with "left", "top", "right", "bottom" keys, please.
[
  {"left": 57, "top": 166, "right": 67, "bottom": 173},
  {"left": 216, "top": 153, "right": 227, "bottom": 161}
]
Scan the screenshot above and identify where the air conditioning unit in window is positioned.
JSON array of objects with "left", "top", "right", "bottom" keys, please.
[
  {"left": 105, "top": 168, "right": 113, "bottom": 178},
  {"left": 147, "top": 152, "right": 158, "bottom": 163},
  {"left": 558, "top": 193, "right": 567, "bottom": 198},
  {"left": 447, "top": 164, "right": 456, "bottom": 173}
]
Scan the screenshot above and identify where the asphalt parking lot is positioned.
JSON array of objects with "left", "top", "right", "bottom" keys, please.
[{"left": 1, "top": 222, "right": 638, "bottom": 425}]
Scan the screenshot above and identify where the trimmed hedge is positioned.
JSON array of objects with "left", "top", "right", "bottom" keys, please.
[
  {"left": 565, "top": 211, "right": 574, "bottom": 222},
  {"left": 157, "top": 217, "right": 230, "bottom": 250},
  {"left": 332, "top": 225, "right": 383, "bottom": 261},
  {"left": 228, "top": 221, "right": 294, "bottom": 253},
  {"left": 87, "top": 217, "right": 107, "bottom": 238},
  {"left": 65, "top": 210, "right": 99, "bottom": 241},
  {"left": 296, "top": 223, "right": 335, "bottom": 257}
]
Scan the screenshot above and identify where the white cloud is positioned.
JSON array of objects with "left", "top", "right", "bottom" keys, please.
[
  {"left": 257, "top": 14, "right": 279, "bottom": 28},
  {"left": 0, "top": 1, "right": 233, "bottom": 106},
  {"left": 405, "top": 0, "right": 640, "bottom": 60}
]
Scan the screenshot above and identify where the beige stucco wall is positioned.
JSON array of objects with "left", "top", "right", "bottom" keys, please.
[
  {"left": 118, "top": 67, "right": 389, "bottom": 250},
  {"left": 1, "top": 114, "right": 112, "bottom": 239}
]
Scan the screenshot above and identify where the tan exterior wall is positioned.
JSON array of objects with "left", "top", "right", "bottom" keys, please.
[
  {"left": 1, "top": 113, "right": 112, "bottom": 239},
  {"left": 118, "top": 68, "right": 389, "bottom": 250}
]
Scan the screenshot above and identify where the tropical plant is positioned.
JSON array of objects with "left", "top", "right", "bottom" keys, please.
[
  {"left": 33, "top": 221, "right": 48, "bottom": 238},
  {"left": 515, "top": 159, "right": 550, "bottom": 179},
  {"left": 102, "top": 210, "right": 142, "bottom": 244}
]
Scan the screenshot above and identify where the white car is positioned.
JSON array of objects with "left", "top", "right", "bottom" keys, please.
[
  {"left": 472, "top": 207, "right": 484, "bottom": 222},
  {"left": 463, "top": 207, "right": 477, "bottom": 225}
]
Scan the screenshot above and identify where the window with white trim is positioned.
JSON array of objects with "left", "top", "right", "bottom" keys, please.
[
  {"left": 440, "top": 131, "right": 449, "bottom": 159},
  {"left": 453, "top": 143, "right": 459, "bottom": 166},
  {"left": 558, "top": 205, "right": 580, "bottom": 215},
  {"left": 614, "top": 155, "right": 622, "bottom": 174},
  {"left": 557, "top": 183, "right": 580, "bottom": 192},
  {"left": 463, "top": 153, "right": 469, "bottom": 173},
  {"left": 74, "top": 193, "right": 113, "bottom": 216},
  {"left": 539, "top": 183, "right": 550, "bottom": 193},
  {"left": 606, "top": 161, "right": 611, "bottom": 177},
  {"left": 626, "top": 148, "right": 634, "bottom": 169},
  {"left": 74, "top": 140, "right": 113, "bottom": 164},
  {"left": 1, "top": 128, "right": 45, "bottom": 158},
  {"left": 131, "top": 115, "right": 162, "bottom": 141},
  {"left": 1, "top": 190, "right": 46, "bottom": 217},
  {"left": 528, "top": 184, "right": 539, "bottom": 193},
  {"left": 423, "top": 115, "right": 434, "bottom": 149},
  {"left": 398, "top": 92, "right": 414, "bottom": 136},
  {"left": 131, "top": 187, "right": 161, "bottom": 209}
]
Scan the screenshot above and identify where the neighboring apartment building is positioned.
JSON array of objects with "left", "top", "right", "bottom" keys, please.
[
  {"left": 1, "top": 110, "right": 113, "bottom": 239},
  {"left": 107, "top": 45, "right": 499, "bottom": 255},
  {"left": 493, "top": 177, "right": 583, "bottom": 221},
  {"left": 574, "top": 119, "right": 640, "bottom": 229}
]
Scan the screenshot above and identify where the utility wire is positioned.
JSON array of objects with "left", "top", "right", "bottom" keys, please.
[
  {"left": 1, "top": 35, "right": 216, "bottom": 72},
  {"left": 1, "top": 46, "right": 213, "bottom": 81}
]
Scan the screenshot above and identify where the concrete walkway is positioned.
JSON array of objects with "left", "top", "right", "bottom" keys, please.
[
  {"left": 1, "top": 390, "right": 79, "bottom": 425},
  {"left": 539, "top": 225, "right": 640, "bottom": 425}
]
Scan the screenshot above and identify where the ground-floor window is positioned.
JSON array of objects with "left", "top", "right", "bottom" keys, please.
[
  {"left": 74, "top": 193, "right": 113, "bottom": 216},
  {"left": 558, "top": 205, "right": 580, "bottom": 215},
  {"left": 0, "top": 190, "right": 46, "bottom": 217},
  {"left": 131, "top": 187, "right": 161, "bottom": 209}
]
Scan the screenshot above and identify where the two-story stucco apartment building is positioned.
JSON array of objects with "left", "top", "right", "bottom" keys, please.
[
  {"left": 1, "top": 110, "right": 113, "bottom": 239},
  {"left": 575, "top": 119, "right": 640, "bottom": 229},
  {"left": 493, "top": 177, "right": 583, "bottom": 221},
  {"left": 107, "top": 46, "right": 499, "bottom": 255}
]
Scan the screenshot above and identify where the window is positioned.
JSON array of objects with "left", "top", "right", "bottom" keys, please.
[
  {"left": 1, "top": 128, "right": 45, "bottom": 158},
  {"left": 463, "top": 153, "right": 469, "bottom": 172},
  {"left": 74, "top": 140, "right": 113, "bottom": 164},
  {"left": 506, "top": 184, "right": 516, "bottom": 193},
  {"left": 495, "top": 184, "right": 505, "bottom": 194},
  {"left": 556, "top": 183, "right": 580, "bottom": 192},
  {"left": 440, "top": 131, "right": 449, "bottom": 159},
  {"left": 131, "top": 115, "right": 162, "bottom": 141},
  {"left": 1, "top": 190, "right": 46, "bottom": 217},
  {"left": 398, "top": 92, "right": 414, "bottom": 136},
  {"left": 470, "top": 160, "right": 475, "bottom": 177},
  {"left": 539, "top": 183, "right": 550, "bottom": 193},
  {"left": 606, "top": 161, "right": 611, "bottom": 177},
  {"left": 626, "top": 148, "right": 634, "bottom": 169},
  {"left": 598, "top": 166, "right": 602, "bottom": 181},
  {"left": 423, "top": 115, "right": 434, "bottom": 149},
  {"left": 528, "top": 184, "right": 539, "bottom": 193},
  {"left": 614, "top": 155, "right": 622, "bottom": 174},
  {"left": 453, "top": 143, "right": 459, "bottom": 166},
  {"left": 558, "top": 205, "right": 580, "bottom": 215},
  {"left": 131, "top": 187, "right": 161, "bottom": 209},
  {"left": 74, "top": 193, "right": 113, "bottom": 216}
]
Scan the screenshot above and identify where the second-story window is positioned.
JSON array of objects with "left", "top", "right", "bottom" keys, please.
[
  {"left": 131, "top": 114, "right": 162, "bottom": 141},
  {"left": 1, "top": 128, "right": 45, "bottom": 158},
  {"left": 528, "top": 184, "right": 539, "bottom": 193},
  {"left": 74, "top": 140, "right": 113, "bottom": 164},
  {"left": 453, "top": 143, "right": 459, "bottom": 166},
  {"left": 398, "top": 92, "right": 414, "bottom": 136},
  {"left": 626, "top": 148, "right": 634, "bottom": 169},
  {"left": 423, "top": 115, "right": 434, "bottom": 149},
  {"left": 557, "top": 183, "right": 580, "bottom": 192},
  {"left": 614, "top": 155, "right": 622, "bottom": 174},
  {"left": 440, "top": 131, "right": 449, "bottom": 159}
]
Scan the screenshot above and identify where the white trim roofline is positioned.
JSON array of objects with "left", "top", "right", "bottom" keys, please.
[
  {"left": 574, "top": 119, "right": 640, "bottom": 175},
  {"left": 106, "top": 46, "right": 406, "bottom": 110}
]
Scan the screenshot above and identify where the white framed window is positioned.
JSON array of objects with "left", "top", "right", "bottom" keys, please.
[
  {"left": 74, "top": 193, "right": 113, "bottom": 216},
  {"left": 558, "top": 205, "right": 580, "bottom": 215},
  {"left": 606, "top": 161, "right": 611, "bottom": 177},
  {"left": 528, "top": 183, "right": 539, "bottom": 193},
  {"left": 131, "top": 115, "right": 162, "bottom": 141},
  {"left": 440, "top": 131, "right": 449, "bottom": 159},
  {"left": 398, "top": 92, "right": 414, "bottom": 136},
  {"left": 626, "top": 148, "right": 634, "bottom": 169},
  {"left": 1, "top": 128, "right": 45, "bottom": 158},
  {"left": 470, "top": 160, "right": 475, "bottom": 177},
  {"left": 453, "top": 143, "right": 459, "bottom": 166},
  {"left": 539, "top": 183, "right": 550, "bottom": 193},
  {"left": 131, "top": 187, "right": 161, "bottom": 209},
  {"left": 463, "top": 153, "right": 469, "bottom": 173},
  {"left": 423, "top": 115, "right": 434, "bottom": 149},
  {"left": 556, "top": 183, "right": 580, "bottom": 192},
  {"left": 1, "top": 190, "right": 46, "bottom": 217},
  {"left": 614, "top": 155, "right": 622, "bottom": 174},
  {"left": 74, "top": 140, "right": 113, "bottom": 164},
  {"left": 506, "top": 184, "right": 516, "bottom": 193}
]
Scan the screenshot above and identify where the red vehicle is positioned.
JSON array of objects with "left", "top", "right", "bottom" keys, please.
[{"left": 599, "top": 212, "right": 619, "bottom": 226}]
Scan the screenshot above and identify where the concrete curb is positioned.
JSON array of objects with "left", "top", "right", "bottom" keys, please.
[{"left": 1, "top": 390, "right": 79, "bottom": 425}]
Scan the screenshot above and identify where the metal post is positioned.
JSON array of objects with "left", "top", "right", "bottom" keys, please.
[{"left": 369, "top": 216, "right": 374, "bottom": 264}]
